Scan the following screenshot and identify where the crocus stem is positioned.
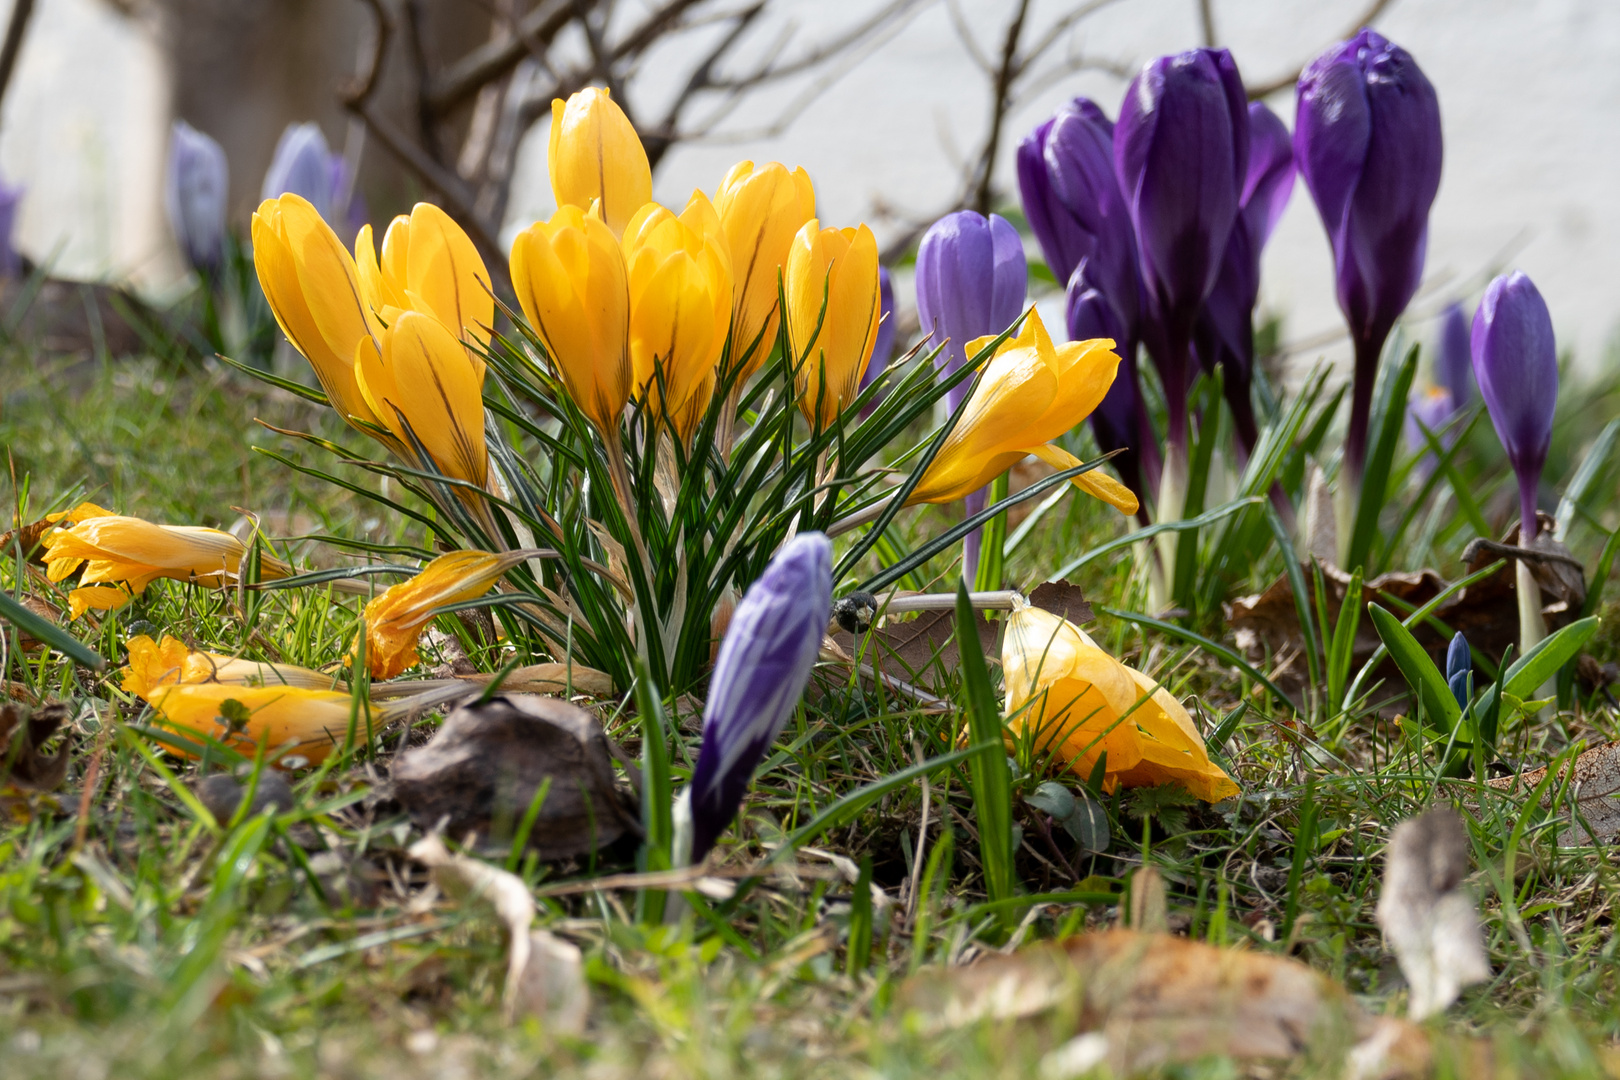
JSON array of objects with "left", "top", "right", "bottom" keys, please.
[
  {"left": 1343, "top": 335, "right": 1384, "bottom": 489},
  {"left": 1150, "top": 336, "right": 1191, "bottom": 612},
  {"left": 1516, "top": 559, "right": 1547, "bottom": 658}
]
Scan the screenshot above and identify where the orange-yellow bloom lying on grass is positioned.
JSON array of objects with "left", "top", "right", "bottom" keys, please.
[
  {"left": 354, "top": 550, "right": 530, "bottom": 679},
  {"left": 712, "top": 161, "right": 816, "bottom": 377},
  {"left": 784, "top": 219, "right": 880, "bottom": 428},
  {"left": 42, "top": 513, "right": 291, "bottom": 619},
  {"left": 1001, "top": 603, "right": 1237, "bottom": 802},
  {"left": 147, "top": 682, "right": 357, "bottom": 766},
  {"left": 622, "top": 193, "right": 733, "bottom": 435},
  {"left": 510, "top": 206, "right": 632, "bottom": 437},
  {"left": 356, "top": 201, "right": 494, "bottom": 350},
  {"left": 549, "top": 87, "right": 651, "bottom": 238},
  {"left": 904, "top": 308, "right": 1138, "bottom": 514},
  {"left": 121, "top": 634, "right": 335, "bottom": 700}
]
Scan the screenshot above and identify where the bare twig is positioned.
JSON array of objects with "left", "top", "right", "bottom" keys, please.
[
  {"left": 642, "top": 2, "right": 765, "bottom": 166},
  {"left": 341, "top": 0, "right": 392, "bottom": 106},
  {"left": 1198, "top": 0, "right": 1218, "bottom": 47},
  {"left": 428, "top": 0, "right": 574, "bottom": 114},
  {"left": 706, "top": 0, "right": 923, "bottom": 90},
  {"left": 0, "top": 0, "right": 36, "bottom": 121},
  {"left": 1245, "top": 0, "right": 1398, "bottom": 98},
  {"left": 971, "top": 0, "right": 1032, "bottom": 215}
]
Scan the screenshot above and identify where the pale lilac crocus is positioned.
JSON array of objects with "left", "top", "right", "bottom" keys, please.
[
  {"left": 1472, "top": 271, "right": 1556, "bottom": 544},
  {"left": 165, "top": 120, "right": 229, "bottom": 276}
]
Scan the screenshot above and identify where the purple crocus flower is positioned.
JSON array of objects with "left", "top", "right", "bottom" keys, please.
[
  {"left": 0, "top": 180, "right": 23, "bottom": 279},
  {"left": 1472, "top": 271, "right": 1557, "bottom": 542},
  {"left": 1068, "top": 258, "right": 1157, "bottom": 505},
  {"left": 1295, "top": 28, "right": 1442, "bottom": 480},
  {"left": 165, "top": 120, "right": 229, "bottom": 276},
  {"left": 1115, "top": 47, "right": 1249, "bottom": 456},
  {"left": 1194, "top": 102, "right": 1296, "bottom": 457},
  {"left": 1403, "top": 384, "right": 1455, "bottom": 480},
  {"left": 915, "top": 210, "right": 1026, "bottom": 412},
  {"left": 261, "top": 122, "right": 363, "bottom": 233},
  {"left": 1436, "top": 301, "right": 1474, "bottom": 411},
  {"left": 689, "top": 532, "right": 832, "bottom": 861},
  {"left": 860, "top": 266, "right": 895, "bottom": 401}
]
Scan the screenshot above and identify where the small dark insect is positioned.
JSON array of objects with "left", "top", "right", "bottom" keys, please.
[{"left": 832, "top": 591, "right": 878, "bottom": 635}]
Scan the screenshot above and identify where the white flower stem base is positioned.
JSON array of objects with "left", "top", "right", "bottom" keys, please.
[
  {"left": 1149, "top": 445, "right": 1188, "bottom": 614},
  {"left": 1517, "top": 559, "right": 1553, "bottom": 700}
]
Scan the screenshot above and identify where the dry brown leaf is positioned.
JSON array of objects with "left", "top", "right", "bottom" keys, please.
[
  {"left": 1127, "top": 866, "right": 1167, "bottom": 934},
  {"left": 513, "top": 930, "right": 589, "bottom": 1035},
  {"left": 1027, "top": 581, "right": 1092, "bottom": 626},
  {"left": 1376, "top": 810, "right": 1490, "bottom": 1019},
  {"left": 1487, "top": 740, "right": 1620, "bottom": 844},
  {"left": 0, "top": 702, "right": 72, "bottom": 791},
  {"left": 454, "top": 663, "right": 615, "bottom": 699},
  {"left": 831, "top": 607, "right": 997, "bottom": 690},
  {"left": 895, "top": 929, "right": 1452, "bottom": 1078},
  {"left": 0, "top": 517, "right": 53, "bottom": 565},
  {"left": 391, "top": 694, "right": 641, "bottom": 860}
]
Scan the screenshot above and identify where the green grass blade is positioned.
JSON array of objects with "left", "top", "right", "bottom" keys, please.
[
  {"left": 0, "top": 589, "right": 104, "bottom": 670},
  {"left": 1366, "top": 602, "right": 1461, "bottom": 732},
  {"left": 1100, "top": 606, "right": 1301, "bottom": 714},
  {"left": 1347, "top": 343, "right": 1419, "bottom": 572}
]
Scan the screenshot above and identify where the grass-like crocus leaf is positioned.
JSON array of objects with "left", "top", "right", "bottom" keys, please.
[
  {"left": 1367, "top": 602, "right": 1461, "bottom": 733},
  {"left": 1100, "top": 606, "right": 1301, "bottom": 714},
  {"left": 1347, "top": 343, "right": 1419, "bottom": 573},
  {"left": 1472, "top": 616, "right": 1600, "bottom": 722},
  {"left": 956, "top": 579, "right": 1016, "bottom": 924},
  {"left": 0, "top": 589, "right": 104, "bottom": 671}
]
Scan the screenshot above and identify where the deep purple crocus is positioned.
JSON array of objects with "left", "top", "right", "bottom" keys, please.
[
  {"left": 0, "top": 180, "right": 22, "bottom": 279},
  {"left": 1194, "top": 102, "right": 1296, "bottom": 457},
  {"left": 1115, "top": 47, "right": 1249, "bottom": 456},
  {"left": 1067, "top": 258, "right": 1156, "bottom": 505},
  {"left": 860, "top": 266, "right": 895, "bottom": 400},
  {"left": 165, "top": 120, "right": 229, "bottom": 276},
  {"left": 1295, "top": 28, "right": 1442, "bottom": 480},
  {"left": 1436, "top": 301, "right": 1473, "bottom": 410},
  {"left": 689, "top": 532, "right": 832, "bottom": 862},
  {"left": 1472, "top": 271, "right": 1557, "bottom": 543}
]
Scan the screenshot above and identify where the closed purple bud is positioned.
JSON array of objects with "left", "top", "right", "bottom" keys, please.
[
  {"left": 0, "top": 180, "right": 23, "bottom": 279},
  {"left": 861, "top": 265, "right": 894, "bottom": 396},
  {"left": 1437, "top": 301, "right": 1473, "bottom": 411},
  {"left": 915, "top": 211, "right": 1026, "bottom": 413},
  {"left": 1472, "top": 271, "right": 1557, "bottom": 541},
  {"left": 1295, "top": 29, "right": 1441, "bottom": 474},
  {"left": 1069, "top": 260, "right": 1147, "bottom": 499},
  {"left": 689, "top": 532, "right": 832, "bottom": 861},
  {"left": 262, "top": 122, "right": 340, "bottom": 223},
  {"left": 165, "top": 121, "right": 229, "bottom": 275},
  {"left": 1242, "top": 102, "right": 1296, "bottom": 252}
]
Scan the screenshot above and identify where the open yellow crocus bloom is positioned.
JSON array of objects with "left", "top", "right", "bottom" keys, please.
[
  {"left": 353, "top": 550, "right": 528, "bottom": 679},
  {"left": 1002, "top": 604, "right": 1238, "bottom": 802},
  {"left": 121, "top": 634, "right": 336, "bottom": 700},
  {"left": 784, "top": 219, "right": 881, "bottom": 429},
  {"left": 712, "top": 160, "right": 816, "bottom": 377},
  {"left": 549, "top": 87, "right": 652, "bottom": 239},
  {"left": 905, "top": 308, "right": 1138, "bottom": 515}
]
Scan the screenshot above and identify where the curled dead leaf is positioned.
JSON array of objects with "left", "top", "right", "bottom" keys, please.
[
  {"left": 1487, "top": 740, "right": 1620, "bottom": 844},
  {"left": 0, "top": 702, "right": 73, "bottom": 791},
  {"left": 1027, "top": 580, "right": 1092, "bottom": 627},
  {"left": 1376, "top": 809, "right": 1490, "bottom": 1019}
]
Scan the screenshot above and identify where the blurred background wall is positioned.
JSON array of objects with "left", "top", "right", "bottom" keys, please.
[{"left": 0, "top": 0, "right": 1614, "bottom": 372}]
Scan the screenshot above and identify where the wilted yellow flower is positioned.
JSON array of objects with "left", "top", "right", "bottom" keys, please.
[
  {"left": 549, "top": 87, "right": 651, "bottom": 238},
  {"left": 147, "top": 682, "right": 356, "bottom": 765},
  {"left": 355, "top": 311, "right": 489, "bottom": 490},
  {"left": 905, "top": 309, "right": 1138, "bottom": 514},
  {"left": 353, "top": 550, "right": 528, "bottom": 679},
  {"left": 252, "top": 193, "right": 385, "bottom": 430},
  {"left": 121, "top": 634, "right": 335, "bottom": 701},
  {"left": 784, "top": 220, "right": 880, "bottom": 429},
  {"left": 510, "top": 205, "right": 632, "bottom": 436},
  {"left": 43, "top": 515, "right": 292, "bottom": 619},
  {"left": 355, "top": 202, "right": 494, "bottom": 351},
  {"left": 712, "top": 161, "right": 816, "bottom": 377},
  {"left": 622, "top": 192, "right": 732, "bottom": 434},
  {"left": 1002, "top": 604, "right": 1237, "bottom": 802}
]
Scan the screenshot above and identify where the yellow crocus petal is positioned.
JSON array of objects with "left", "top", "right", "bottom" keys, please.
[
  {"left": 121, "top": 633, "right": 334, "bottom": 701},
  {"left": 42, "top": 515, "right": 292, "bottom": 600},
  {"left": 354, "top": 550, "right": 528, "bottom": 679},
  {"left": 358, "top": 311, "right": 489, "bottom": 489},
  {"left": 68, "top": 586, "right": 131, "bottom": 620},
  {"left": 354, "top": 223, "right": 408, "bottom": 313},
  {"left": 713, "top": 161, "right": 816, "bottom": 378},
  {"left": 622, "top": 194, "right": 733, "bottom": 427},
  {"left": 1028, "top": 444, "right": 1140, "bottom": 515},
  {"left": 45, "top": 501, "right": 115, "bottom": 525},
  {"left": 549, "top": 88, "right": 651, "bottom": 238},
  {"left": 784, "top": 220, "right": 880, "bottom": 429},
  {"left": 1002, "top": 606, "right": 1237, "bottom": 802},
  {"left": 378, "top": 202, "right": 495, "bottom": 350},
  {"left": 510, "top": 206, "right": 631, "bottom": 436},
  {"left": 147, "top": 683, "right": 355, "bottom": 765},
  {"left": 120, "top": 633, "right": 193, "bottom": 697}
]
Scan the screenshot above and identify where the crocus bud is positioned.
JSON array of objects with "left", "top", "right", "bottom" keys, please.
[
  {"left": 122, "top": 634, "right": 335, "bottom": 700},
  {"left": 262, "top": 123, "right": 342, "bottom": 223},
  {"left": 1436, "top": 301, "right": 1474, "bottom": 411},
  {"left": 712, "top": 161, "right": 817, "bottom": 379},
  {"left": 1471, "top": 271, "right": 1557, "bottom": 542},
  {"left": 357, "top": 202, "right": 494, "bottom": 351},
  {"left": 1115, "top": 48, "right": 1248, "bottom": 449},
  {"left": 1295, "top": 29, "right": 1442, "bottom": 477},
  {"left": 165, "top": 121, "right": 229, "bottom": 276},
  {"left": 0, "top": 179, "right": 22, "bottom": 279},
  {"left": 1445, "top": 632, "right": 1471, "bottom": 710},
  {"left": 509, "top": 205, "right": 633, "bottom": 438},
  {"left": 549, "top": 88, "right": 652, "bottom": 239},
  {"left": 148, "top": 683, "right": 355, "bottom": 766},
  {"left": 1404, "top": 385, "right": 1455, "bottom": 459},
  {"left": 689, "top": 532, "right": 832, "bottom": 861},
  {"left": 914, "top": 210, "right": 1027, "bottom": 414},
  {"left": 784, "top": 220, "right": 881, "bottom": 429}
]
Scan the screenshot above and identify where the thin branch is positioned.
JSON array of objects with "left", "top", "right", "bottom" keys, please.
[
  {"left": 944, "top": 0, "right": 993, "bottom": 75},
  {"left": 642, "top": 2, "right": 766, "bottom": 168},
  {"left": 971, "top": 0, "right": 1032, "bottom": 215},
  {"left": 340, "top": 0, "right": 391, "bottom": 106},
  {"left": 705, "top": 0, "right": 925, "bottom": 90},
  {"left": 0, "top": 0, "right": 37, "bottom": 120},
  {"left": 1245, "top": 0, "right": 1398, "bottom": 98},
  {"left": 1198, "top": 0, "right": 1217, "bottom": 47},
  {"left": 1015, "top": 0, "right": 1127, "bottom": 78},
  {"left": 428, "top": 0, "right": 574, "bottom": 115}
]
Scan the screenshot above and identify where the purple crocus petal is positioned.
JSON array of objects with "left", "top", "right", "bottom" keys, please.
[
  {"left": 1242, "top": 102, "right": 1295, "bottom": 251},
  {"left": 262, "top": 122, "right": 337, "bottom": 221},
  {"left": 1294, "top": 48, "right": 1371, "bottom": 254},
  {"left": 1068, "top": 262, "right": 1141, "bottom": 488},
  {"left": 1471, "top": 271, "right": 1557, "bottom": 540},
  {"left": 915, "top": 210, "right": 1027, "bottom": 412},
  {"left": 0, "top": 180, "right": 23, "bottom": 279},
  {"left": 860, "top": 265, "right": 894, "bottom": 396},
  {"left": 1436, "top": 301, "right": 1473, "bottom": 410},
  {"left": 165, "top": 120, "right": 229, "bottom": 276},
  {"left": 1404, "top": 385, "right": 1455, "bottom": 456},
  {"left": 1017, "top": 117, "right": 1089, "bottom": 285},
  {"left": 689, "top": 533, "right": 832, "bottom": 861}
]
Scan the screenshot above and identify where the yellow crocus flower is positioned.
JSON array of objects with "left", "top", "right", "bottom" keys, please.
[
  {"left": 622, "top": 192, "right": 733, "bottom": 434},
  {"left": 784, "top": 219, "right": 881, "bottom": 429},
  {"left": 147, "top": 682, "right": 356, "bottom": 765},
  {"left": 905, "top": 308, "right": 1138, "bottom": 515},
  {"left": 356, "top": 202, "right": 493, "bottom": 350},
  {"left": 121, "top": 634, "right": 335, "bottom": 700},
  {"left": 42, "top": 514, "right": 292, "bottom": 619},
  {"left": 252, "top": 194, "right": 385, "bottom": 430},
  {"left": 352, "top": 550, "right": 529, "bottom": 679},
  {"left": 1003, "top": 604, "right": 1238, "bottom": 802},
  {"left": 712, "top": 161, "right": 816, "bottom": 377},
  {"left": 355, "top": 311, "right": 489, "bottom": 490},
  {"left": 549, "top": 87, "right": 651, "bottom": 238},
  {"left": 510, "top": 205, "right": 632, "bottom": 437}
]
